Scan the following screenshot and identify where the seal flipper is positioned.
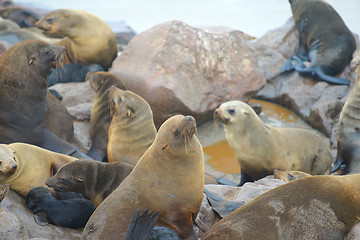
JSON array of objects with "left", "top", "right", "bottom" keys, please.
[
  {"left": 280, "top": 55, "right": 307, "bottom": 73},
  {"left": 313, "top": 65, "right": 350, "bottom": 85},
  {"left": 35, "top": 210, "right": 49, "bottom": 226},
  {"left": 125, "top": 208, "right": 159, "bottom": 240}
]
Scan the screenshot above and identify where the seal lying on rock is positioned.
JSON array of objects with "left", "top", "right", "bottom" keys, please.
[
  {"left": 215, "top": 100, "right": 332, "bottom": 185},
  {"left": 82, "top": 115, "right": 204, "bottom": 240},
  {"left": 26, "top": 187, "right": 95, "bottom": 229},
  {"left": 107, "top": 87, "right": 157, "bottom": 166},
  {"left": 87, "top": 72, "right": 127, "bottom": 162},
  {"left": 35, "top": 9, "right": 117, "bottom": 70},
  {"left": 0, "top": 143, "right": 77, "bottom": 197},
  {"left": 0, "top": 39, "right": 88, "bottom": 158},
  {"left": 281, "top": 0, "right": 356, "bottom": 85},
  {"left": 46, "top": 159, "right": 133, "bottom": 207},
  {"left": 202, "top": 174, "right": 360, "bottom": 240}
]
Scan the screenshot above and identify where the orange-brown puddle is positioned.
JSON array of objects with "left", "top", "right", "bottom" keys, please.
[{"left": 203, "top": 99, "right": 299, "bottom": 174}]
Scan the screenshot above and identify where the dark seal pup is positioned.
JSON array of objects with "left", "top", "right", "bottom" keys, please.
[
  {"left": 0, "top": 39, "right": 88, "bottom": 158},
  {"left": 25, "top": 187, "right": 96, "bottom": 229},
  {"left": 281, "top": 0, "right": 356, "bottom": 85},
  {"left": 46, "top": 159, "right": 133, "bottom": 206}
]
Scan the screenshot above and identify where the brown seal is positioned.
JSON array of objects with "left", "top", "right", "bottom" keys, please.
[
  {"left": 107, "top": 87, "right": 157, "bottom": 166},
  {"left": 46, "top": 159, "right": 133, "bottom": 206},
  {"left": 81, "top": 115, "right": 204, "bottom": 240},
  {"left": 0, "top": 39, "right": 88, "bottom": 158},
  {"left": 202, "top": 174, "right": 360, "bottom": 240},
  {"left": 332, "top": 73, "right": 360, "bottom": 174},
  {"left": 273, "top": 169, "right": 311, "bottom": 183},
  {"left": 281, "top": 0, "right": 356, "bottom": 85},
  {"left": 87, "top": 72, "right": 126, "bottom": 161},
  {"left": 35, "top": 9, "right": 117, "bottom": 70},
  {"left": 214, "top": 100, "right": 332, "bottom": 185},
  {"left": 0, "top": 143, "right": 77, "bottom": 197}
]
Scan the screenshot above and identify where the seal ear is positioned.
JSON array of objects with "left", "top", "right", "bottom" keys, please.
[
  {"left": 127, "top": 107, "right": 135, "bottom": 118},
  {"left": 242, "top": 110, "right": 249, "bottom": 116},
  {"left": 28, "top": 57, "right": 35, "bottom": 65},
  {"left": 161, "top": 143, "right": 168, "bottom": 150},
  {"left": 35, "top": 210, "right": 49, "bottom": 226},
  {"left": 75, "top": 177, "right": 83, "bottom": 183}
]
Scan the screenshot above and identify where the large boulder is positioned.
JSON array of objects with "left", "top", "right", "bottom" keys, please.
[
  {"left": 249, "top": 18, "right": 360, "bottom": 141},
  {"left": 111, "top": 20, "right": 265, "bottom": 127}
]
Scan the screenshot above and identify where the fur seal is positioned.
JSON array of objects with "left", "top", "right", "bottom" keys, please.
[
  {"left": 107, "top": 87, "right": 157, "bottom": 166},
  {"left": 81, "top": 115, "right": 204, "bottom": 240},
  {"left": 46, "top": 159, "right": 133, "bottom": 206},
  {"left": 214, "top": 100, "right": 332, "bottom": 185},
  {"left": 273, "top": 169, "right": 311, "bottom": 183},
  {"left": 0, "top": 6, "right": 40, "bottom": 27},
  {"left": 0, "top": 39, "right": 88, "bottom": 158},
  {"left": 35, "top": 9, "right": 117, "bottom": 70},
  {"left": 25, "top": 186, "right": 95, "bottom": 229},
  {"left": 125, "top": 209, "right": 181, "bottom": 240},
  {"left": 202, "top": 174, "right": 360, "bottom": 239},
  {"left": 332, "top": 74, "right": 360, "bottom": 174},
  {"left": 281, "top": 0, "right": 357, "bottom": 85},
  {"left": 87, "top": 72, "right": 127, "bottom": 161},
  {"left": 0, "top": 143, "right": 77, "bottom": 197}
]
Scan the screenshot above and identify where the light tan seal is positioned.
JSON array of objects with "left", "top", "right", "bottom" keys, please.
[
  {"left": 214, "top": 100, "right": 332, "bottom": 185},
  {"left": 81, "top": 115, "right": 204, "bottom": 240},
  {"left": 273, "top": 169, "right": 311, "bottom": 183},
  {"left": 202, "top": 174, "right": 360, "bottom": 239},
  {"left": 46, "top": 159, "right": 133, "bottom": 206},
  {"left": 35, "top": 9, "right": 117, "bottom": 70},
  {"left": 87, "top": 72, "right": 126, "bottom": 161},
  {"left": 107, "top": 87, "right": 157, "bottom": 166},
  {"left": 0, "top": 143, "right": 77, "bottom": 197}
]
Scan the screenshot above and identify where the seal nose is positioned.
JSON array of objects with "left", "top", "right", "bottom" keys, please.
[
  {"left": 185, "top": 116, "right": 193, "bottom": 121},
  {"left": 13, "top": 163, "right": 17, "bottom": 169}
]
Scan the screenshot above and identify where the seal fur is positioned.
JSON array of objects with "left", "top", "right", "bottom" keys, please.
[
  {"left": 81, "top": 115, "right": 204, "bottom": 240},
  {"left": 281, "top": 0, "right": 357, "bottom": 85},
  {"left": 215, "top": 100, "right": 332, "bottom": 185}
]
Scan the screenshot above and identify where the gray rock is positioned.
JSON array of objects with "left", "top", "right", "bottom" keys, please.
[
  {"left": 250, "top": 18, "right": 360, "bottom": 143},
  {"left": 0, "top": 190, "right": 81, "bottom": 240},
  {"left": 111, "top": 20, "right": 266, "bottom": 128}
]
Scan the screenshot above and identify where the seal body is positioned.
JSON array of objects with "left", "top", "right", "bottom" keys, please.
[
  {"left": 202, "top": 174, "right": 360, "bottom": 240},
  {"left": 0, "top": 143, "right": 77, "bottom": 197},
  {"left": 82, "top": 115, "right": 204, "bottom": 240},
  {"left": 333, "top": 77, "right": 360, "bottom": 174},
  {"left": 0, "top": 39, "right": 88, "bottom": 158},
  {"left": 281, "top": 0, "right": 356, "bottom": 85},
  {"left": 87, "top": 72, "right": 126, "bottom": 161},
  {"left": 107, "top": 87, "right": 157, "bottom": 166},
  {"left": 26, "top": 187, "right": 95, "bottom": 229},
  {"left": 215, "top": 101, "right": 332, "bottom": 185},
  {"left": 35, "top": 9, "right": 117, "bottom": 70},
  {"left": 46, "top": 159, "right": 133, "bottom": 206}
]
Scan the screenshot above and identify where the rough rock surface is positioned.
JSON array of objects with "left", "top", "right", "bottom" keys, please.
[
  {"left": 111, "top": 20, "right": 266, "bottom": 127},
  {"left": 0, "top": 190, "right": 81, "bottom": 240},
  {"left": 250, "top": 18, "right": 360, "bottom": 144}
]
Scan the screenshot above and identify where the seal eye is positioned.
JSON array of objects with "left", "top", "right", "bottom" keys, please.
[
  {"left": 227, "top": 109, "right": 235, "bottom": 115},
  {"left": 46, "top": 18, "right": 53, "bottom": 24},
  {"left": 174, "top": 128, "right": 181, "bottom": 136},
  {"left": 0, "top": 161, "right": 2, "bottom": 165},
  {"left": 288, "top": 174, "right": 295, "bottom": 181},
  {"left": 59, "top": 178, "right": 66, "bottom": 183}
]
